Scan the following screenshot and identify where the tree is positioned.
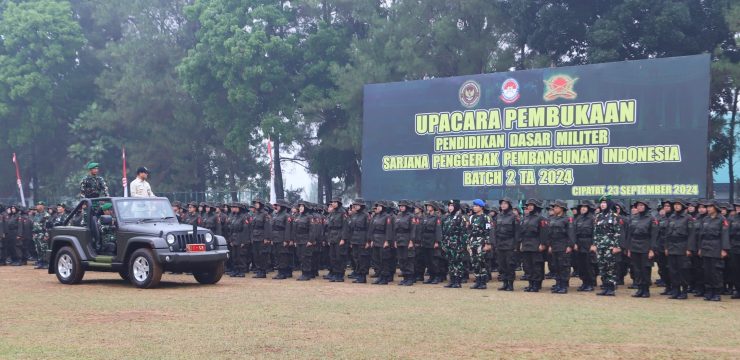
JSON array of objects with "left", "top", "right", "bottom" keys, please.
[{"left": 0, "top": 0, "right": 87, "bottom": 201}]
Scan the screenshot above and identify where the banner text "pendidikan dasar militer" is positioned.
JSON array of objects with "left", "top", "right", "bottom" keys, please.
[{"left": 362, "top": 54, "right": 710, "bottom": 200}]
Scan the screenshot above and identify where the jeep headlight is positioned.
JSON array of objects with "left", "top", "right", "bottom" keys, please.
[
  {"left": 166, "top": 234, "right": 176, "bottom": 245},
  {"left": 204, "top": 233, "right": 213, "bottom": 243}
]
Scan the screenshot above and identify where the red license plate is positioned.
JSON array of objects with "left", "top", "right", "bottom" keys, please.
[{"left": 187, "top": 244, "right": 206, "bottom": 252}]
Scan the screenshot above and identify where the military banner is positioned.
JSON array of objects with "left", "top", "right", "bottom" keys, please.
[{"left": 362, "top": 54, "right": 710, "bottom": 200}]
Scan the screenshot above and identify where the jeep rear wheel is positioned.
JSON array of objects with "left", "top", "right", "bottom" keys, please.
[
  {"left": 193, "top": 261, "right": 225, "bottom": 285},
  {"left": 55, "top": 246, "right": 85, "bottom": 285},
  {"left": 128, "top": 248, "right": 162, "bottom": 289}
]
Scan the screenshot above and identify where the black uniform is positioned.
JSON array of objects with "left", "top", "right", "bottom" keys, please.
[
  {"left": 293, "top": 211, "right": 314, "bottom": 278},
  {"left": 625, "top": 210, "right": 659, "bottom": 296},
  {"left": 693, "top": 212, "right": 730, "bottom": 300},
  {"left": 520, "top": 210, "right": 547, "bottom": 290},
  {"left": 393, "top": 210, "right": 416, "bottom": 283},
  {"left": 573, "top": 212, "right": 596, "bottom": 289},
  {"left": 493, "top": 209, "right": 520, "bottom": 284},
  {"left": 545, "top": 214, "right": 575, "bottom": 293},
  {"left": 664, "top": 210, "right": 695, "bottom": 297},
  {"left": 416, "top": 212, "right": 442, "bottom": 283},
  {"left": 326, "top": 207, "right": 349, "bottom": 280},
  {"left": 271, "top": 208, "right": 292, "bottom": 278},
  {"left": 368, "top": 210, "right": 395, "bottom": 283},
  {"left": 250, "top": 208, "right": 272, "bottom": 277},
  {"left": 228, "top": 211, "right": 250, "bottom": 276},
  {"left": 728, "top": 212, "right": 740, "bottom": 298},
  {"left": 345, "top": 208, "right": 371, "bottom": 281}
]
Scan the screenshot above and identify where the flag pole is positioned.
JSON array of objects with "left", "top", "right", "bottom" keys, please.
[
  {"left": 122, "top": 146, "right": 129, "bottom": 197},
  {"left": 268, "top": 137, "right": 276, "bottom": 204},
  {"left": 12, "top": 153, "right": 26, "bottom": 207}
]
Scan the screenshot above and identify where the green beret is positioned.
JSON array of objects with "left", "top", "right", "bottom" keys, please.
[
  {"left": 101, "top": 203, "right": 113, "bottom": 211},
  {"left": 86, "top": 162, "right": 99, "bottom": 170}
]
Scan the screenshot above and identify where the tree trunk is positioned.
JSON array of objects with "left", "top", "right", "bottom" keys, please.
[
  {"left": 729, "top": 87, "right": 739, "bottom": 202},
  {"left": 324, "top": 174, "right": 333, "bottom": 202},
  {"left": 707, "top": 114, "right": 714, "bottom": 198},
  {"left": 273, "top": 134, "right": 284, "bottom": 200},
  {"left": 317, "top": 171, "right": 324, "bottom": 204},
  {"left": 351, "top": 156, "right": 362, "bottom": 197}
]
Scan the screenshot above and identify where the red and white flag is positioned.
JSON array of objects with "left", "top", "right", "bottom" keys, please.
[
  {"left": 12, "top": 153, "right": 26, "bottom": 207},
  {"left": 122, "top": 146, "right": 129, "bottom": 197}
]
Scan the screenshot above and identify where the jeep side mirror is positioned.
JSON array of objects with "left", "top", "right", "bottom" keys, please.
[{"left": 100, "top": 215, "right": 113, "bottom": 226}]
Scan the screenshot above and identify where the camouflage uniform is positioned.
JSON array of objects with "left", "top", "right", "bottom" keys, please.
[
  {"left": 79, "top": 175, "right": 109, "bottom": 199},
  {"left": 468, "top": 212, "right": 492, "bottom": 288},
  {"left": 441, "top": 202, "right": 467, "bottom": 287},
  {"left": 98, "top": 217, "right": 117, "bottom": 254},
  {"left": 593, "top": 209, "right": 624, "bottom": 294},
  {"left": 31, "top": 212, "right": 51, "bottom": 267}
]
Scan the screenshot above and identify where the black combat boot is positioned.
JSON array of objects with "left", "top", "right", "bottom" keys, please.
[
  {"left": 451, "top": 276, "right": 461, "bottom": 288},
  {"left": 253, "top": 271, "right": 266, "bottom": 279},
  {"left": 603, "top": 284, "right": 616, "bottom": 296},
  {"left": 640, "top": 285, "right": 651, "bottom": 298},
  {"left": 331, "top": 273, "right": 345, "bottom": 282},
  {"left": 505, "top": 280, "right": 514, "bottom": 291},
  {"left": 551, "top": 281, "right": 561, "bottom": 293},
  {"left": 273, "top": 271, "right": 287, "bottom": 280},
  {"left": 423, "top": 276, "right": 434, "bottom": 284},
  {"left": 470, "top": 277, "right": 481, "bottom": 289},
  {"left": 352, "top": 274, "right": 367, "bottom": 284},
  {"left": 444, "top": 276, "right": 456, "bottom": 288},
  {"left": 498, "top": 280, "right": 508, "bottom": 291},
  {"left": 531, "top": 281, "right": 542, "bottom": 292},
  {"left": 731, "top": 290, "right": 740, "bottom": 299},
  {"left": 297, "top": 272, "right": 312, "bottom": 281},
  {"left": 524, "top": 281, "right": 533, "bottom": 292},
  {"left": 631, "top": 285, "right": 644, "bottom": 297},
  {"left": 429, "top": 276, "right": 441, "bottom": 284},
  {"left": 478, "top": 277, "right": 488, "bottom": 290},
  {"left": 709, "top": 288, "right": 722, "bottom": 301},
  {"left": 376, "top": 275, "right": 389, "bottom": 285},
  {"left": 659, "top": 285, "right": 673, "bottom": 296},
  {"left": 554, "top": 281, "right": 568, "bottom": 294}
]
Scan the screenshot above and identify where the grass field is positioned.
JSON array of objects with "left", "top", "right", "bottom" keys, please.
[{"left": 1, "top": 266, "right": 739, "bottom": 360}]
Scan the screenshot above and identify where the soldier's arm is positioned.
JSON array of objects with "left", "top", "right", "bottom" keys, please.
[
  {"left": 649, "top": 217, "right": 659, "bottom": 250},
  {"left": 721, "top": 218, "right": 730, "bottom": 252},
  {"left": 566, "top": 219, "right": 575, "bottom": 247},
  {"left": 539, "top": 217, "right": 549, "bottom": 247},
  {"left": 513, "top": 216, "right": 521, "bottom": 249},
  {"left": 263, "top": 215, "right": 272, "bottom": 241},
  {"left": 385, "top": 216, "right": 395, "bottom": 244}
]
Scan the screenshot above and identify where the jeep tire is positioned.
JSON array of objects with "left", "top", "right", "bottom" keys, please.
[
  {"left": 193, "top": 261, "right": 225, "bottom": 285},
  {"left": 128, "top": 248, "right": 162, "bottom": 289},
  {"left": 55, "top": 246, "right": 85, "bottom": 285}
]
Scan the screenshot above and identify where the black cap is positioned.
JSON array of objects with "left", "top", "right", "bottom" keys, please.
[{"left": 136, "top": 166, "right": 149, "bottom": 174}]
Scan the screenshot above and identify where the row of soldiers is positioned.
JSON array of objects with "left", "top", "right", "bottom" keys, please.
[
  {"left": 168, "top": 196, "right": 738, "bottom": 301},
  {"left": 0, "top": 203, "right": 68, "bottom": 269}
]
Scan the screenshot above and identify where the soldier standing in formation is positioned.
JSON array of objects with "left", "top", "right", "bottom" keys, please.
[
  {"left": 573, "top": 200, "right": 596, "bottom": 292},
  {"left": 326, "top": 197, "right": 349, "bottom": 282},
  {"left": 368, "top": 201, "right": 394, "bottom": 285},
  {"left": 227, "top": 203, "right": 250, "bottom": 278},
  {"left": 346, "top": 199, "right": 370, "bottom": 284},
  {"left": 546, "top": 200, "right": 574, "bottom": 294},
  {"left": 271, "top": 200, "right": 292, "bottom": 280},
  {"left": 492, "top": 198, "right": 519, "bottom": 291},
  {"left": 250, "top": 198, "right": 272, "bottom": 279},
  {"left": 393, "top": 200, "right": 416, "bottom": 286},
  {"left": 417, "top": 201, "right": 442, "bottom": 284},
  {"left": 694, "top": 200, "right": 730, "bottom": 301},
  {"left": 520, "top": 199, "right": 547, "bottom": 292},
  {"left": 625, "top": 200, "right": 658, "bottom": 298},
  {"left": 593, "top": 196, "right": 623, "bottom": 296},
  {"left": 468, "top": 199, "right": 491, "bottom": 290},
  {"left": 663, "top": 199, "right": 694, "bottom": 299}
]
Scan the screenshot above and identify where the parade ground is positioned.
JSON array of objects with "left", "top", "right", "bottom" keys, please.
[{"left": 1, "top": 267, "right": 738, "bottom": 360}]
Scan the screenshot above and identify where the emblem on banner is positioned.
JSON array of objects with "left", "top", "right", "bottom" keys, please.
[
  {"left": 543, "top": 74, "right": 578, "bottom": 101},
  {"left": 459, "top": 80, "right": 481, "bottom": 108},
  {"left": 499, "top": 78, "right": 520, "bottom": 104}
]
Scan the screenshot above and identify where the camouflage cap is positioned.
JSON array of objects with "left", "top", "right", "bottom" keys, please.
[
  {"left": 632, "top": 200, "right": 651, "bottom": 209},
  {"left": 331, "top": 196, "right": 342, "bottom": 204},
  {"left": 499, "top": 197, "right": 513, "bottom": 206},
  {"left": 352, "top": 198, "right": 366, "bottom": 207},
  {"left": 525, "top": 198, "right": 542, "bottom": 208},
  {"left": 579, "top": 200, "right": 595, "bottom": 209},
  {"left": 398, "top": 199, "right": 412, "bottom": 207},
  {"left": 552, "top": 199, "right": 568, "bottom": 210}
]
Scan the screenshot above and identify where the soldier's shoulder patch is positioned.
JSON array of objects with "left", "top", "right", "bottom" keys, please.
[
  {"left": 653, "top": 219, "right": 659, "bottom": 225},
  {"left": 568, "top": 217, "right": 573, "bottom": 223},
  {"left": 436, "top": 219, "right": 441, "bottom": 225},
  {"left": 723, "top": 220, "right": 729, "bottom": 228},
  {"left": 386, "top": 218, "right": 391, "bottom": 225},
  {"left": 287, "top": 217, "right": 293, "bottom": 223}
]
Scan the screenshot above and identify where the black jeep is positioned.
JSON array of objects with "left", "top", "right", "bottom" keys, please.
[{"left": 47, "top": 197, "right": 229, "bottom": 288}]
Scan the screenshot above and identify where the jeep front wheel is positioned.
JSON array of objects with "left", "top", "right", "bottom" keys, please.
[
  {"left": 128, "top": 248, "right": 162, "bottom": 289},
  {"left": 55, "top": 246, "right": 85, "bottom": 285},
  {"left": 193, "top": 261, "right": 225, "bottom": 285}
]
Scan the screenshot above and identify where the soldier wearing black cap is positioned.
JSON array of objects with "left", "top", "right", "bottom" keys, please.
[
  {"left": 183, "top": 202, "right": 200, "bottom": 225},
  {"left": 689, "top": 200, "right": 708, "bottom": 295},
  {"left": 416, "top": 201, "right": 442, "bottom": 284},
  {"left": 346, "top": 198, "right": 371, "bottom": 283},
  {"left": 693, "top": 200, "right": 730, "bottom": 301},
  {"left": 545, "top": 200, "right": 575, "bottom": 294},
  {"left": 250, "top": 198, "right": 272, "bottom": 279},
  {"left": 271, "top": 199, "right": 292, "bottom": 280},
  {"left": 227, "top": 203, "right": 250, "bottom": 277},
  {"left": 573, "top": 200, "right": 596, "bottom": 292},
  {"left": 520, "top": 199, "right": 547, "bottom": 292},
  {"left": 293, "top": 200, "right": 315, "bottom": 281},
  {"left": 625, "top": 200, "right": 659, "bottom": 298},
  {"left": 493, "top": 198, "right": 520, "bottom": 291},
  {"left": 394, "top": 200, "right": 416, "bottom": 286},
  {"left": 326, "top": 197, "right": 349, "bottom": 282},
  {"left": 368, "top": 201, "right": 395, "bottom": 285},
  {"left": 729, "top": 202, "right": 740, "bottom": 299},
  {"left": 655, "top": 200, "right": 673, "bottom": 293},
  {"left": 662, "top": 199, "right": 695, "bottom": 299}
]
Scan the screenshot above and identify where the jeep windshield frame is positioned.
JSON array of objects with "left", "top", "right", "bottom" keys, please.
[{"left": 113, "top": 198, "right": 177, "bottom": 223}]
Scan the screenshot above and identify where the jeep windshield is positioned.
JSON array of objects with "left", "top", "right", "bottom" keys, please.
[{"left": 114, "top": 198, "right": 176, "bottom": 222}]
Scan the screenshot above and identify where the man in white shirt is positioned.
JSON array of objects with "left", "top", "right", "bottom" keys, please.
[{"left": 130, "top": 167, "right": 155, "bottom": 198}]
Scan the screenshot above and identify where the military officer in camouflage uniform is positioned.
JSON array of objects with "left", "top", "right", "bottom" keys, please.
[
  {"left": 469, "top": 199, "right": 492, "bottom": 290},
  {"left": 492, "top": 198, "right": 520, "bottom": 291},
  {"left": 625, "top": 200, "right": 659, "bottom": 298},
  {"left": 442, "top": 200, "right": 467, "bottom": 288},
  {"left": 693, "top": 200, "right": 730, "bottom": 301},
  {"left": 31, "top": 202, "right": 51, "bottom": 269},
  {"left": 79, "top": 162, "right": 109, "bottom": 199},
  {"left": 97, "top": 203, "right": 117, "bottom": 254},
  {"left": 663, "top": 199, "right": 695, "bottom": 299},
  {"left": 593, "top": 196, "right": 624, "bottom": 296},
  {"left": 546, "top": 200, "right": 575, "bottom": 294}
]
